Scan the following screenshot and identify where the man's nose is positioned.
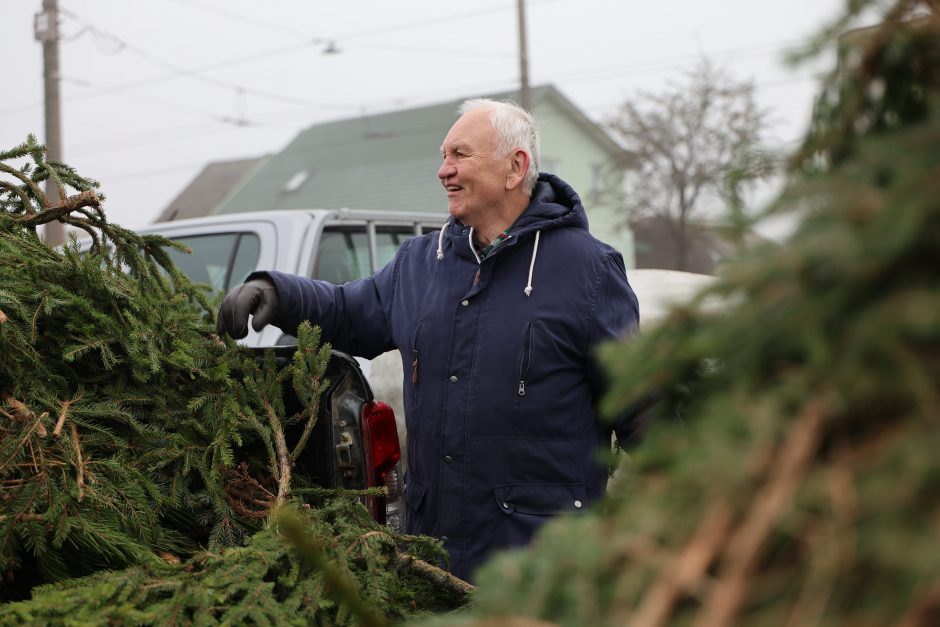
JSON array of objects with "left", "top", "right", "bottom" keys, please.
[{"left": 438, "top": 158, "right": 455, "bottom": 181}]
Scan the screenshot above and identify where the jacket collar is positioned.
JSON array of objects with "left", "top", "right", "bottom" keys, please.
[{"left": 440, "top": 173, "right": 587, "bottom": 262}]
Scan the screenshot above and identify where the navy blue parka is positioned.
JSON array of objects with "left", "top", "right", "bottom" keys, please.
[{"left": 253, "top": 174, "right": 639, "bottom": 581}]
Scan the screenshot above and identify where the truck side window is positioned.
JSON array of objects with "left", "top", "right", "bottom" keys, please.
[
  {"left": 316, "top": 229, "right": 366, "bottom": 284},
  {"left": 315, "top": 226, "right": 423, "bottom": 284},
  {"left": 163, "top": 233, "right": 261, "bottom": 293},
  {"left": 374, "top": 230, "right": 403, "bottom": 270},
  {"left": 228, "top": 234, "right": 260, "bottom": 289}
]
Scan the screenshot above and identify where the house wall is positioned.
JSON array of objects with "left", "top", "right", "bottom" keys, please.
[{"left": 536, "top": 100, "right": 635, "bottom": 267}]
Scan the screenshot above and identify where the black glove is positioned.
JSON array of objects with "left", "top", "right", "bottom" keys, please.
[{"left": 216, "top": 277, "right": 279, "bottom": 339}]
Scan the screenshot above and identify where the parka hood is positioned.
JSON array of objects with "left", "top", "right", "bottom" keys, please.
[
  {"left": 437, "top": 173, "right": 588, "bottom": 262},
  {"left": 513, "top": 172, "right": 589, "bottom": 236},
  {"left": 434, "top": 173, "right": 590, "bottom": 298}
]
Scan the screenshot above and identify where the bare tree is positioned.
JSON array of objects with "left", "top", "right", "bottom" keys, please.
[{"left": 607, "top": 60, "right": 774, "bottom": 271}]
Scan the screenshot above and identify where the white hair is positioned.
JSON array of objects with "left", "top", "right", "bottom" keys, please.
[{"left": 458, "top": 98, "right": 541, "bottom": 195}]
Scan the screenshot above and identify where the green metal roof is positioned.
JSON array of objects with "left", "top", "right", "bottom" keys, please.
[{"left": 214, "top": 84, "right": 631, "bottom": 216}]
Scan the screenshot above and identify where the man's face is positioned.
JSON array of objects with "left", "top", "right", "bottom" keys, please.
[{"left": 438, "top": 109, "right": 509, "bottom": 226}]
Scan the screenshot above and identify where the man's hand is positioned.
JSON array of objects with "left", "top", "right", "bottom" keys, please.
[{"left": 216, "top": 277, "right": 279, "bottom": 339}]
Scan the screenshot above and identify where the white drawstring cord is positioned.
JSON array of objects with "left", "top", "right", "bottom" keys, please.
[
  {"left": 524, "top": 230, "right": 540, "bottom": 297},
  {"left": 436, "top": 221, "right": 449, "bottom": 260},
  {"left": 439, "top": 221, "right": 539, "bottom": 297},
  {"left": 468, "top": 227, "right": 481, "bottom": 265}
]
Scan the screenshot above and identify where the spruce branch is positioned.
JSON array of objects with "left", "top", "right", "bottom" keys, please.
[
  {"left": 0, "top": 514, "right": 44, "bottom": 523},
  {"left": 11, "top": 190, "right": 101, "bottom": 230},
  {"left": 42, "top": 164, "right": 69, "bottom": 211},
  {"left": 69, "top": 422, "right": 86, "bottom": 503},
  {"left": 0, "top": 393, "right": 47, "bottom": 439},
  {"left": 626, "top": 502, "right": 733, "bottom": 627},
  {"left": 0, "top": 392, "right": 36, "bottom": 422},
  {"left": 265, "top": 401, "right": 292, "bottom": 510},
  {"left": 0, "top": 161, "right": 47, "bottom": 213},
  {"left": 224, "top": 462, "right": 276, "bottom": 519},
  {"left": 897, "top": 580, "right": 940, "bottom": 627},
  {"left": 697, "top": 398, "right": 831, "bottom": 627},
  {"left": 289, "top": 322, "right": 331, "bottom": 462},
  {"left": 397, "top": 552, "right": 476, "bottom": 599},
  {"left": 52, "top": 392, "right": 82, "bottom": 438},
  {"left": 342, "top": 527, "right": 475, "bottom": 599},
  {"left": 275, "top": 506, "right": 388, "bottom": 627},
  {"left": 291, "top": 485, "right": 387, "bottom": 499},
  {"left": 288, "top": 378, "right": 324, "bottom": 462},
  {"left": 0, "top": 181, "right": 35, "bottom": 217}
]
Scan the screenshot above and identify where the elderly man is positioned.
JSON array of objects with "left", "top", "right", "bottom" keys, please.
[{"left": 217, "top": 98, "right": 639, "bottom": 581}]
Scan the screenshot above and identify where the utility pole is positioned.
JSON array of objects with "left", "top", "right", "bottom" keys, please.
[
  {"left": 35, "top": 0, "right": 65, "bottom": 246},
  {"left": 517, "top": 0, "right": 531, "bottom": 112}
]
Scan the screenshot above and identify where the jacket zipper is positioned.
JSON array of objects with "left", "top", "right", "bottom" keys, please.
[
  {"left": 411, "top": 322, "right": 423, "bottom": 385},
  {"left": 518, "top": 322, "right": 533, "bottom": 396}
]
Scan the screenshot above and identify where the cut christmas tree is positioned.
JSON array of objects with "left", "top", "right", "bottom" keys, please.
[{"left": 0, "top": 136, "right": 470, "bottom": 622}]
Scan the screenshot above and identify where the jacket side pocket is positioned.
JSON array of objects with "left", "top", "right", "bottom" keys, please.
[{"left": 492, "top": 483, "right": 587, "bottom": 546}]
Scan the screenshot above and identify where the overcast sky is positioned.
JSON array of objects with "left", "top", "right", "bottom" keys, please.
[{"left": 2, "top": 0, "right": 849, "bottom": 234}]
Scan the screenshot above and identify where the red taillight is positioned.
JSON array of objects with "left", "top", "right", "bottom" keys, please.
[
  {"left": 361, "top": 400, "right": 401, "bottom": 477},
  {"left": 361, "top": 400, "right": 402, "bottom": 525}
]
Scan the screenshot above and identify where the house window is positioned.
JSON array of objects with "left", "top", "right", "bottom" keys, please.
[
  {"left": 590, "top": 162, "right": 604, "bottom": 195},
  {"left": 282, "top": 170, "right": 310, "bottom": 194}
]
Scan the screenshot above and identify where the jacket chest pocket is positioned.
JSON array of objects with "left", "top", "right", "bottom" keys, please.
[
  {"left": 470, "top": 317, "right": 590, "bottom": 440},
  {"left": 410, "top": 321, "right": 424, "bottom": 406},
  {"left": 514, "top": 321, "right": 535, "bottom": 405}
]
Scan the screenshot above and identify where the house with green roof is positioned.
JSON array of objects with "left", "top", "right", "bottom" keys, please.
[{"left": 158, "top": 84, "right": 637, "bottom": 265}]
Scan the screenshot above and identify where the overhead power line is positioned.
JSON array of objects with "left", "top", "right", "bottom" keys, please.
[
  {"left": 58, "top": 8, "right": 353, "bottom": 107},
  {"left": 164, "top": 0, "right": 314, "bottom": 39},
  {"left": 0, "top": 36, "right": 337, "bottom": 118},
  {"left": 1, "top": 19, "right": 820, "bottom": 120},
  {"left": 167, "top": 0, "right": 559, "bottom": 43},
  {"left": 2, "top": 3, "right": 820, "bottom": 121},
  {"left": 330, "top": 0, "right": 561, "bottom": 41},
  {"left": 166, "top": 0, "right": 520, "bottom": 58},
  {"left": 4, "top": 3, "right": 523, "bottom": 120},
  {"left": 545, "top": 37, "right": 817, "bottom": 86}
]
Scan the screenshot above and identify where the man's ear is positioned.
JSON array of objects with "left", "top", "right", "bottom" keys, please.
[{"left": 505, "top": 149, "right": 530, "bottom": 191}]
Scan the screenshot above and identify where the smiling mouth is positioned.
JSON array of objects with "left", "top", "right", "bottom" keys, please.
[{"left": 445, "top": 185, "right": 463, "bottom": 192}]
